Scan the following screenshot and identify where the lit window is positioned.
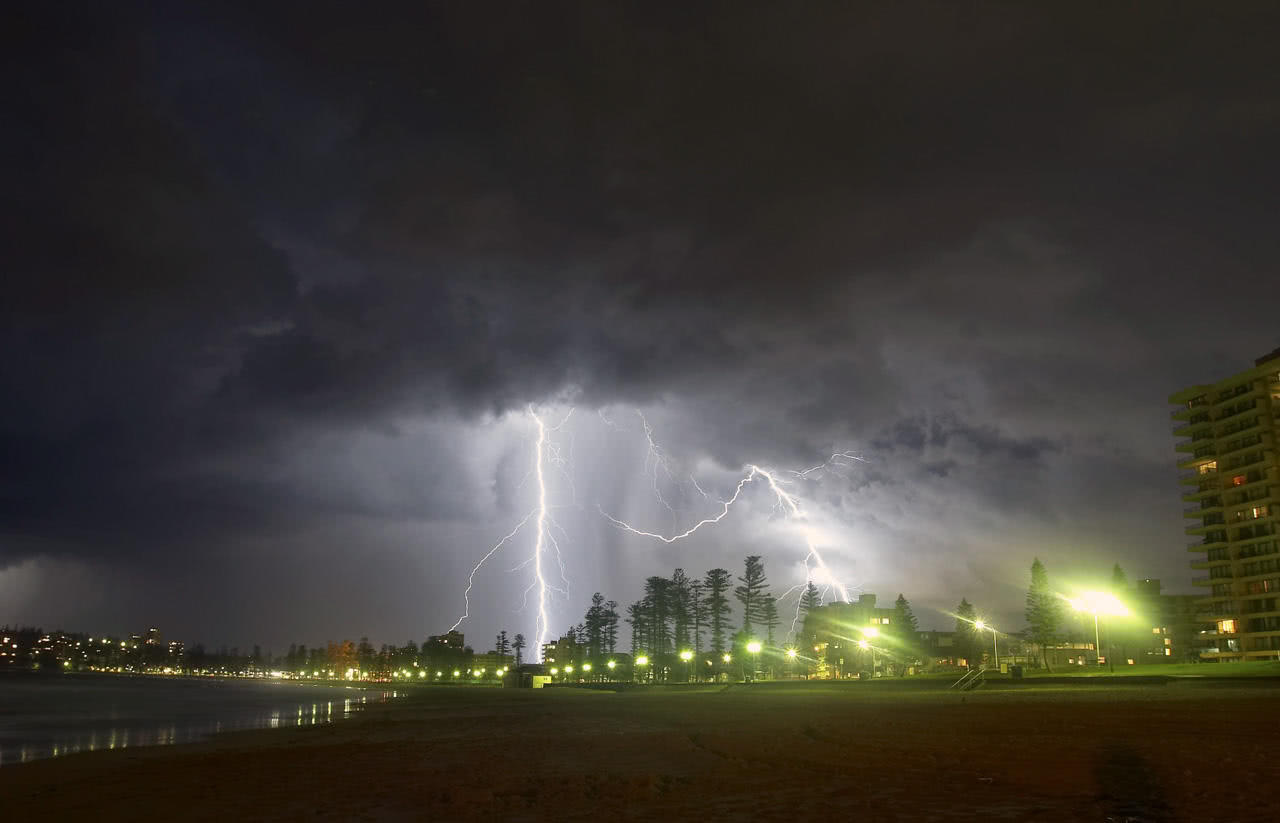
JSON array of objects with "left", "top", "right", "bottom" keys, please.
[
  {"left": 1152, "top": 627, "right": 1161, "bottom": 634},
  {"left": 1165, "top": 648, "right": 1172, "bottom": 656},
  {"left": 1219, "top": 619, "right": 1236, "bottom": 633}
]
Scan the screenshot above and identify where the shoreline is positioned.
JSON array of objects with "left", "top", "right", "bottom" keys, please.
[{"left": 2, "top": 681, "right": 1276, "bottom": 820}]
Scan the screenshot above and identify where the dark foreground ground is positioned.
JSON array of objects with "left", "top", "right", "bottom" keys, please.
[{"left": 3, "top": 679, "right": 1277, "bottom": 821}]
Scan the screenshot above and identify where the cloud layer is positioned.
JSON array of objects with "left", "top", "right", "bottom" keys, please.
[{"left": 3, "top": 3, "right": 1278, "bottom": 647}]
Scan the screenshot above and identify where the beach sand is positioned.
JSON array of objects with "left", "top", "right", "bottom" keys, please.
[{"left": 3, "top": 680, "right": 1276, "bottom": 821}]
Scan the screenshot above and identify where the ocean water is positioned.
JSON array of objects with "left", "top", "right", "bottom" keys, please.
[{"left": 0, "top": 675, "right": 399, "bottom": 766}]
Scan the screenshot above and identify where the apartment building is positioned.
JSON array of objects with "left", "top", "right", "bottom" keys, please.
[{"left": 1170, "top": 347, "right": 1280, "bottom": 661}]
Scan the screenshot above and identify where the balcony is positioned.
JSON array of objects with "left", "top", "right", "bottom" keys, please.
[
  {"left": 1216, "top": 398, "right": 1260, "bottom": 422},
  {"left": 1222, "top": 452, "right": 1269, "bottom": 472},
  {"left": 1176, "top": 447, "right": 1218, "bottom": 470},
  {"left": 1183, "top": 500, "right": 1223, "bottom": 517},
  {"left": 1187, "top": 536, "right": 1229, "bottom": 551},
  {"left": 1179, "top": 466, "right": 1219, "bottom": 484},
  {"left": 1218, "top": 432, "right": 1270, "bottom": 460},
  {"left": 1192, "top": 576, "right": 1213, "bottom": 586},
  {"left": 1173, "top": 415, "right": 1214, "bottom": 436}
]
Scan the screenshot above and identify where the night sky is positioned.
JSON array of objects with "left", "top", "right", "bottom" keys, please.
[{"left": 4, "top": 3, "right": 1279, "bottom": 651}]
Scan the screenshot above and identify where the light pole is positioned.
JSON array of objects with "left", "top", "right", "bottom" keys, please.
[
  {"left": 974, "top": 620, "right": 999, "bottom": 669},
  {"left": 861, "top": 626, "right": 880, "bottom": 677},
  {"left": 786, "top": 647, "right": 798, "bottom": 679},
  {"left": 746, "top": 641, "right": 762, "bottom": 682},
  {"left": 679, "top": 650, "right": 693, "bottom": 682},
  {"left": 1069, "top": 591, "right": 1129, "bottom": 673},
  {"left": 634, "top": 655, "right": 649, "bottom": 683},
  {"left": 857, "top": 639, "right": 876, "bottom": 677}
]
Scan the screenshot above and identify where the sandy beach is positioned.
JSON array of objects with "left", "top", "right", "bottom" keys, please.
[{"left": 3, "top": 680, "right": 1276, "bottom": 821}]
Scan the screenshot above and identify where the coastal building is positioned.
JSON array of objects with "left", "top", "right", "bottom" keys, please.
[
  {"left": 541, "top": 635, "right": 580, "bottom": 669},
  {"left": 1130, "top": 578, "right": 1205, "bottom": 662},
  {"left": 1170, "top": 347, "right": 1280, "bottom": 661},
  {"left": 798, "top": 594, "right": 897, "bottom": 678}
]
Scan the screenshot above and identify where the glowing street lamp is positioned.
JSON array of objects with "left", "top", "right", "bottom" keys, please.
[
  {"left": 679, "top": 649, "right": 693, "bottom": 682},
  {"left": 722, "top": 653, "right": 732, "bottom": 664},
  {"left": 746, "top": 640, "right": 762, "bottom": 681},
  {"left": 582, "top": 662, "right": 592, "bottom": 673},
  {"left": 857, "top": 638, "right": 877, "bottom": 676},
  {"left": 634, "top": 655, "right": 649, "bottom": 683},
  {"left": 1069, "top": 591, "right": 1129, "bottom": 670},
  {"left": 974, "top": 620, "right": 999, "bottom": 668},
  {"left": 606, "top": 660, "right": 616, "bottom": 670}
]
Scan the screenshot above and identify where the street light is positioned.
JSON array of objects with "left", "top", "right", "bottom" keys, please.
[
  {"left": 974, "top": 620, "right": 999, "bottom": 668},
  {"left": 679, "top": 649, "right": 693, "bottom": 682},
  {"left": 634, "top": 655, "right": 648, "bottom": 683},
  {"left": 746, "top": 640, "right": 762, "bottom": 681},
  {"left": 857, "top": 638, "right": 878, "bottom": 676},
  {"left": 1069, "top": 591, "right": 1129, "bottom": 671},
  {"left": 722, "top": 653, "right": 732, "bottom": 663}
]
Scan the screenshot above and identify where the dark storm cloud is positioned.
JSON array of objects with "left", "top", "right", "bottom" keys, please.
[{"left": 4, "top": 3, "right": 1279, "bottom": 642}]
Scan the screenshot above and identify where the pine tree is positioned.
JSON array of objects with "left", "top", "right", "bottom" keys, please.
[
  {"left": 690, "top": 581, "right": 705, "bottom": 658},
  {"left": 604, "top": 600, "right": 620, "bottom": 654},
  {"left": 702, "top": 568, "right": 733, "bottom": 656},
  {"left": 955, "top": 598, "right": 978, "bottom": 668},
  {"left": 734, "top": 555, "right": 769, "bottom": 634},
  {"left": 1025, "top": 558, "right": 1061, "bottom": 672},
  {"left": 494, "top": 630, "right": 510, "bottom": 657},
  {"left": 671, "top": 569, "right": 692, "bottom": 653},
  {"left": 585, "top": 593, "right": 606, "bottom": 660},
  {"left": 512, "top": 634, "right": 526, "bottom": 666},
  {"left": 762, "top": 595, "right": 779, "bottom": 647},
  {"left": 1111, "top": 563, "right": 1129, "bottom": 592},
  {"left": 800, "top": 582, "right": 821, "bottom": 617},
  {"left": 893, "top": 594, "right": 919, "bottom": 671},
  {"left": 626, "top": 601, "right": 648, "bottom": 656}
]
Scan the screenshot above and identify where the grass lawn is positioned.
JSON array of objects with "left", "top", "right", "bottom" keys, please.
[{"left": 1019, "top": 660, "right": 1280, "bottom": 678}]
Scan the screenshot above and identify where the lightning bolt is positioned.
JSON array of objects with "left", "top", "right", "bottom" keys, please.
[
  {"left": 531, "top": 407, "right": 551, "bottom": 655},
  {"left": 602, "top": 462, "right": 853, "bottom": 605},
  {"left": 449, "top": 512, "right": 535, "bottom": 633},
  {"left": 449, "top": 406, "right": 570, "bottom": 660}
]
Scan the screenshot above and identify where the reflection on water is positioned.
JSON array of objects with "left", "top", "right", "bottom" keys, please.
[{"left": 0, "top": 677, "right": 400, "bottom": 767}]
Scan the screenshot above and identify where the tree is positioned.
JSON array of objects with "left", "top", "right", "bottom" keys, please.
[
  {"left": 626, "top": 601, "right": 648, "bottom": 656},
  {"left": 761, "top": 595, "right": 780, "bottom": 675},
  {"left": 734, "top": 556, "right": 769, "bottom": 635},
  {"left": 642, "top": 577, "right": 673, "bottom": 661},
  {"left": 954, "top": 599, "right": 978, "bottom": 668},
  {"left": 1025, "top": 558, "right": 1061, "bottom": 672},
  {"left": 689, "top": 581, "right": 704, "bottom": 658},
  {"left": 603, "top": 600, "right": 620, "bottom": 654},
  {"left": 799, "top": 582, "right": 821, "bottom": 618},
  {"left": 1111, "top": 563, "right": 1129, "bottom": 592},
  {"left": 512, "top": 633, "right": 526, "bottom": 666},
  {"left": 893, "top": 594, "right": 919, "bottom": 673},
  {"left": 671, "top": 569, "right": 693, "bottom": 653},
  {"left": 495, "top": 630, "right": 510, "bottom": 657},
  {"left": 702, "top": 569, "right": 733, "bottom": 657},
  {"left": 584, "top": 593, "right": 607, "bottom": 660}
]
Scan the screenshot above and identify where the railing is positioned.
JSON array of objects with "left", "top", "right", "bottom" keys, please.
[
  {"left": 1192, "top": 576, "right": 1211, "bottom": 585},
  {"left": 1179, "top": 467, "right": 1219, "bottom": 482},
  {"left": 950, "top": 666, "right": 986, "bottom": 690},
  {"left": 1185, "top": 502, "right": 1222, "bottom": 515}
]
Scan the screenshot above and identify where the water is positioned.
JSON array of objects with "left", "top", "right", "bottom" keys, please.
[{"left": 0, "top": 675, "right": 400, "bottom": 766}]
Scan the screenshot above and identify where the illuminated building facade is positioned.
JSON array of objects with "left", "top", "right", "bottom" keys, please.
[
  {"left": 799, "top": 593, "right": 897, "bottom": 678},
  {"left": 1170, "top": 348, "right": 1280, "bottom": 661}
]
